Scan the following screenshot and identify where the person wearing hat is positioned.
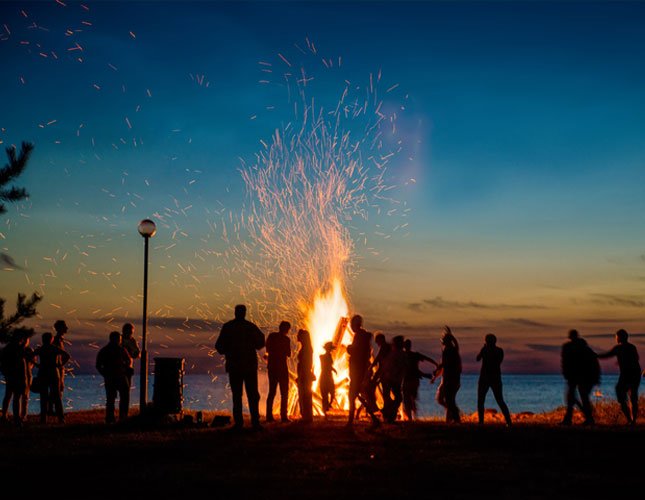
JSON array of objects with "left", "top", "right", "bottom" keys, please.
[{"left": 319, "top": 341, "right": 337, "bottom": 414}]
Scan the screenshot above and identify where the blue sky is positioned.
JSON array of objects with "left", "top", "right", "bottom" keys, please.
[{"left": 1, "top": 1, "right": 645, "bottom": 373}]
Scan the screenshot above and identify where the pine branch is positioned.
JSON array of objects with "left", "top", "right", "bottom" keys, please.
[{"left": 0, "top": 141, "right": 33, "bottom": 213}]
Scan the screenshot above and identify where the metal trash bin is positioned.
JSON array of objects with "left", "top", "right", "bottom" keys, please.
[{"left": 153, "top": 357, "right": 185, "bottom": 414}]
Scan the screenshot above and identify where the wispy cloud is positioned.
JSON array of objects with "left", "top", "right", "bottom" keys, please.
[
  {"left": 408, "top": 296, "right": 548, "bottom": 312},
  {"left": 526, "top": 343, "right": 561, "bottom": 353},
  {"left": 590, "top": 293, "right": 645, "bottom": 308},
  {"left": 504, "top": 318, "right": 552, "bottom": 328}
]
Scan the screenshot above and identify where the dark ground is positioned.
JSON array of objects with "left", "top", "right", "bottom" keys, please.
[{"left": 0, "top": 409, "right": 642, "bottom": 499}]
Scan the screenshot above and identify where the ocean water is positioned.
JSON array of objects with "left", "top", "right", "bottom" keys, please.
[{"left": 0, "top": 373, "right": 622, "bottom": 418}]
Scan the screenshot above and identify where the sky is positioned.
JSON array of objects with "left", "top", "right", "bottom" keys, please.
[{"left": 1, "top": 1, "right": 645, "bottom": 374}]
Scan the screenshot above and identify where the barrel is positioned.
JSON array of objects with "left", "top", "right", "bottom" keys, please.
[{"left": 152, "top": 357, "right": 185, "bottom": 414}]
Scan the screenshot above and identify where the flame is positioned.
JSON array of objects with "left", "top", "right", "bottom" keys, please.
[{"left": 288, "top": 277, "right": 353, "bottom": 416}]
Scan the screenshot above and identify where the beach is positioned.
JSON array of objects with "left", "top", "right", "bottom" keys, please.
[{"left": 1, "top": 405, "right": 642, "bottom": 499}]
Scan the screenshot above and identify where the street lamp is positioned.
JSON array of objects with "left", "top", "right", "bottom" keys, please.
[{"left": 138, "top": 218, "right": 156, "bottom": 413}]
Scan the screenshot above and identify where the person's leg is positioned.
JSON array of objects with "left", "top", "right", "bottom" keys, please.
[
  {"left": 477, "top": 380, "right": 489, "bottom": 424},
  {"left": 265, "top": 372, "right": 277, "bottom": 421},
  {"left": 579, "top": 384, "right": 594, "bottom": 424},
  {"left": 11, "top": 389, "right": 22, "bottom": 424},
  {"left": 39, "top": 383, "right": 49, "bottom": 423},
  {"left": 446, "top": 382, "right": 461, "bottom": 423},
  {"left": 491, "top": 382, "right": 512, "bottom": 425},
  {"left": 119, "top": 379, "right": 130, "bottom": 421},
  {"left": 562, "top": 382, "right": 576, "bottom": 424},
  {"left": 630, "top": 379, "right": 640, "bottom": 424},
  {"left": 245, "top": 370, "right": 261, "bottom": 428},
  {"left": 615, "top": 379, "right": 631, "bottom": 424},
  {"left": 390, "top": 384, "right": 402, "bottom": 423},
  {"left": 228, "top": 371, "right": 244, "bottom": 428},
  {"left": 278, "top": 373, "right": 289, "bottom": 421},
  {"left": 105, "top": 379, "right": 117, "bottom": 423},
  {"left": 1, "top": 382, "right": 11, "bottom": 420}
]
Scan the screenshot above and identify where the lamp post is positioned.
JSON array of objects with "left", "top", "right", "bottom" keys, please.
[{"left": 138, "top": 218, "right": 156, "bottom": 413}]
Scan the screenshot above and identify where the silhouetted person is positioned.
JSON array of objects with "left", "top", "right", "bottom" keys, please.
[
  {"left": 476, "top": 333, "right": 512, "bottom": 426},
  {"left": 296, "top": 329, "right": 315, "bottom": 423},
  {"left": 34, "top": 331, "right": 70, "bottom": 424},
  {"left": 561, "top": 329, "right": 599, "bottom": 426},
  {"left": 52, "top": 320, "right": 68, "bottom": 407},
  {"left": 265, "top": 320, "right": 292, "bottom": 423},
  {"left": 1, "top": 333, "right": 34, "bottom": 425},
  {"left": 319, "top": 341, "right": 337, "bottom": 414},
  {"left": 402, "top": 338, "right": 437, "bottom": 421},
  {"left": 380, "top": 335, "right": 407, "bottom": 423},
  {"left": 369, "top": 333, "right": 391, "bottom": 410},
  {"left": 434, "top": 326, "right": 462, "bottom": 423},
  {"left": 96, "top": 331, "right": 132, "bottom": 423},
  {"left": 597, "top": 329, "right": 641, "bottom": 425},
  {"left": 215, "top": 304, "right": 265, "bottom": 431},
  {"left": 121, "top": 323, "right": 140, "bottom": 390},
  {"left": 347, "top": 314, "right": 378, "bottom": 426}
]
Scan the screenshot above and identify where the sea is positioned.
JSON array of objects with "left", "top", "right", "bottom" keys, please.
[{"left": 0, "top": 373, "right": 622, "bottom": 418}]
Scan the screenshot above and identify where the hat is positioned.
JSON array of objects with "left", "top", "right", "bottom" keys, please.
[{"left": 323, "top": 341, "right": 335, "bottom": 351}]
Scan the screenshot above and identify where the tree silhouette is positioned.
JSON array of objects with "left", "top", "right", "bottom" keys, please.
[
  {"left": 1, "top": 141, "right": 34, "bottom": 214},
  {"left": 0, "top": 293, "right": 42, "bottom": 343},
  {"left": 1, "top": 141, "right": 40, "bottom": 344}
]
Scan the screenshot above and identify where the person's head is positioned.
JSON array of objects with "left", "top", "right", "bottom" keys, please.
[
  {"left": 42, "top": 332, "right": 53, "bottom": 345},
  {"left": 616, "top": 329, "right": 628, "bottom": 343},
  {"left": 403, "top": 338, "right": 411, "bottom": 351},
  {"left": 375, "top": 332, "right": 386, "bottom": 346},
  {"left": 297, "top": 329, "right": 311, "bottom": 345},
  {"left": 350, "top": 314, "right": 363, "bottom": 333},
  {"left": 109, "top": 331, "right": 121, "bottom": 344},
  {"left": 441, "top": 326, "right": 453, "bottom": 344},
  {"left": 392, "top": 335, "right": 404, "bottom": 350},
  {"left": 54, "top": 320, "right": 68, "bottom": 335},
  {"left": 568, "top": 329, "right": 579, "bottom": 340},
  {"left": 234, "top": 304, "right": 246, "bottom": 320},
  {"left": 485, "top": 333, "right": 497, "bottom": 346},
  {"left": 323, "top": 341, "right": 335, "bottom": 353},
  {"left": 122, "top": 323, "right": 134, "bottom": 339},
  {"left": 279, "top": 321, "right": 291, "bottom": 334}
]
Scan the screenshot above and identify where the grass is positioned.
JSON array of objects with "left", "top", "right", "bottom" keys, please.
[{"left": 0, "top": 398, "right": 642, "bottom": 498}]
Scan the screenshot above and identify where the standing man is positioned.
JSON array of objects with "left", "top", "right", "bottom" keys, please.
[
  {"left": 265, "top": 320, "right": 292, "bottom": 423},
  {"left": 476, "top": 333, "right": 512, "bottom": 426},
  {"left": 52, "top": 320, "right": 69, "bottom": 411},
  {"left": 434, "top": 326, "right": 462, "bottom": 424},
  {"left": 121, "top": 323, "right": 141, "bottom": 391},
  {"left": 34, "top": 332, "right": 70, "bottom": 424},
  {"left": 402, "top": 338, "right": 437, "bottom": 421},
  {"left": 215, "top": 304, "right": 265, "bottom": 431},
  {"left": 96, "top": 331, "right": 132, "bottom": 423},
  {"left": 346, "top": 314, "right": 378, "bottom": 426},
  {"left": 597, "top": 329, "right": 641, "bottom": 425},
  {"left": 560, "top": 329, "right": 599, "bottom": 426}
]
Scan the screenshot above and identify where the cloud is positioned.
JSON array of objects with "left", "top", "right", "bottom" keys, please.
[
  {"left": 408, "top": 296, "right": 548, "bottom": 312},
  {"left": 640, "top": 253, "right": 645, "bottom": 263},
  {"left": 503, "top": 318, "right": 552, "bottom": 328},
  {"left": 590, "top": 293, "right": 645, "bottom": 308},
  {"left": 526, "top": 343, "right": 561, "bottom": 353},
  {"left": 0, "top": 252, "right": 23, "bottom": 270}
]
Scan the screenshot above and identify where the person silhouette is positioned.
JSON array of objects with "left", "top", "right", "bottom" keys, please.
[
  {"left": 368, "top": 333, "right": 391, "bottom": 414},
  {"left": 296, "top": 329, "right": 315, "bottom": 423},
  {"left": 96, "top": 331, "right": 133, "bottom": 423},
  {"left": 1, "top": 332, "right": 34, "bottom": 425},
  {"left": 52, "top": 320, "right": 69, "bottom": 413},
  {"left": 319, "top": 341, "right": 337, "bottom": 414},
  {"left": 597, "top": 329, "right": 641, "bottom": 425},
  {"left": 34, "top": 331, "right": 70, "bottom": 424},
  {"left": 121, "top": 323, "right": 140, "bottom": 391},
  {"left": 476, "top": 333, "right": 512, "bottom": 426},
  {"left": 560, "top": 329, "right": 599, "bottom": 426},
  {"left": 265, "top": 320, "right": 292, "bottom": 423},
  {"left": 402, "top": 338, "right": 437, "bottom": 421},
  {"left": 346, "top": 314, "right": 378, "bottom": 426},
  {"left": 380, "top": 335, "right": 407, "bottom": 423},
  {"left": 214, "top": 304, "right": 265, "bottom": 431},
  {"left": 433, "top": 326, "right": 462, "bottom": 423}
]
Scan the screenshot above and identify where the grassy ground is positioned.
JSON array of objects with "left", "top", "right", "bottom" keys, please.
[{"left": 1, "top": 399, "right": 643, "bottom": 499}]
